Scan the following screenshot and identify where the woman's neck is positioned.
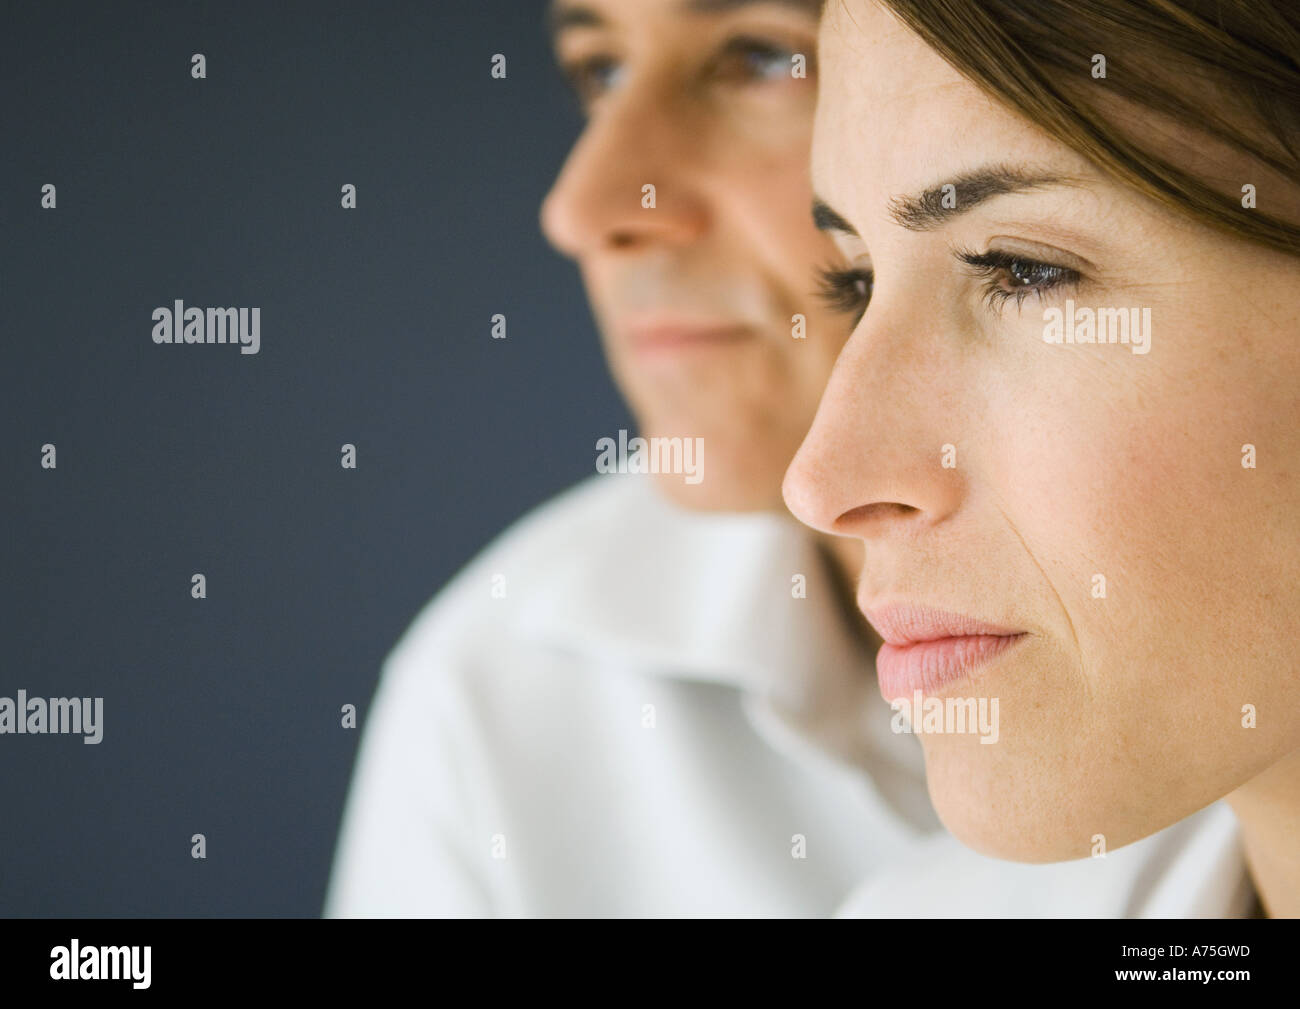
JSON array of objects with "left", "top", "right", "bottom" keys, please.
[{"left": 1226, "top": 747, "right": 1300, "bottom": 917}]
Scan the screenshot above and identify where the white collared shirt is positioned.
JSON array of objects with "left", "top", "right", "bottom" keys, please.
[{"left": 324, "top": 474, "right": 1252, "bottom": 917}]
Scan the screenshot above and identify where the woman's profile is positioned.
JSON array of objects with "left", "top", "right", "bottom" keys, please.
[{"left": 787, "top": 0, "right": 1300, "bottom": 916}]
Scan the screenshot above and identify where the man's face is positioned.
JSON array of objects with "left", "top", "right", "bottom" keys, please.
[{"left": 540, "top": 0, "right": 854, "bottom": 511}]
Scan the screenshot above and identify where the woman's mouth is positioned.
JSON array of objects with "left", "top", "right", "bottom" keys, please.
[{"left": 862, "top": 604, "right": 1028, "bottom": 699}]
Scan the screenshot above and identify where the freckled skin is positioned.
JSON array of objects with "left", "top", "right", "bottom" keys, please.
[{"left": 784, "top": 1, "right": 1300, "bottom": 869}]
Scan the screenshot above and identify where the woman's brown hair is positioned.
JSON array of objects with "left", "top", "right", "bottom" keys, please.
[{"left": 856, "top": 0, "right": 1300, "bottom": 255}]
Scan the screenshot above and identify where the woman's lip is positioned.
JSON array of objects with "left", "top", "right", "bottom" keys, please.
[
  {"left": 862, "top": 604, "right": 1028, "bottom": 699},
  {"left": 862, "top": 603, "right": 1025, "bottom": 646},
  {"left": 875, "top": 633, "right": 1027, "bottom": 700}
]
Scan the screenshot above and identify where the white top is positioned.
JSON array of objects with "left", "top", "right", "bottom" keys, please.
[{"left": 324, "top": 474, "right": 1254, "bottom": 917}]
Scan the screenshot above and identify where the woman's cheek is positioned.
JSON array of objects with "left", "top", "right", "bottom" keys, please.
[{"left": 981, "top": 356, "right": 1198, "bottom": 644}]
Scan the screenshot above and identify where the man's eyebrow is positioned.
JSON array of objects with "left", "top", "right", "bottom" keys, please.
[
  {"left": 548, "top": 0, "right": 820, "bottom": 39},
  {"left": 547, "top": 3, "right": 603, "bottom": 36},
  {"left": 812, "top": 166, "right": 1081, "bottom": 236},
  {"left": 682, "top": 0, "right": 822, "bottom": 13}
]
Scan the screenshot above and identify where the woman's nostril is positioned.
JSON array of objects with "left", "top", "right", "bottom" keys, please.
[{"left": 834, "top": 501, "right": 920, "bottom": 534}]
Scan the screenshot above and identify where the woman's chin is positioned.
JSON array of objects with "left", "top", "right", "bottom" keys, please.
[{"left": 922, "top": 738, "right": 1146, "bottom": 863}]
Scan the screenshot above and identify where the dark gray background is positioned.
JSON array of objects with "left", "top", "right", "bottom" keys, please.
[{"left": 1, "top": 0, "right": 630, "bottom": 916}]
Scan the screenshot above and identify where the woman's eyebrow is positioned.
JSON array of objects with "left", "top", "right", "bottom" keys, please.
[
  {"left": 812, "top": 165, "right": 1085, "bottom": 236},
  {"left": 811, "top": 197, "right": 858, "bottom": 235},
  {"left": 890, "top": 165, "right": 1083, "bottom": 230}
]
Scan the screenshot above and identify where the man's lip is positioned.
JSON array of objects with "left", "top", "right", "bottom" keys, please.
[
  {"left": 622, "top": 318, "right": 758, "bottom": 351},
  {"left": 861, "top": 603, "right": 1026, "bottom": 646}
]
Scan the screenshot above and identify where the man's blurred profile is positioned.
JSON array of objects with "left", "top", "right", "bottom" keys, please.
[{"left": 325, "top": 0, "right": 938, "bottom": 916}]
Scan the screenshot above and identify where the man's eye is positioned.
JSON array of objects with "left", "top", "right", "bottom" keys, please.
[
  {"left": 710, "top": 37, "right": 807, "bottom": 84},
  {"left": 816, "top": 265, "right": 873, "bottom": 322},
  {"left": 562, "top": 55, "right": 625, "bottom": 106}
]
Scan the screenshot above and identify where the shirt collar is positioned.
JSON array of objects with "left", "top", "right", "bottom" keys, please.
[
  {"left": 514, "top": 474, "right": 861, "bottom": 705},
  {"left": 512, "top": 473, "right": 932, "bottom": 809}
]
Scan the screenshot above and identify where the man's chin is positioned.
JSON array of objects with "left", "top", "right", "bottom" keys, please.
[
  {"left": 611, "top": 408, "right": 795, "bottom": 512},
  {"left": 649, "top": 470, "right": 783, "bottom": 514}
]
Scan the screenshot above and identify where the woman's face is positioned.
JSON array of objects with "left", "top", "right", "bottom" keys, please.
[{"left": 785, "top": 0, "right": 1300, "bottom": 861}]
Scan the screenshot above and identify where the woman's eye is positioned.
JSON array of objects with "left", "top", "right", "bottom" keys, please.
[
  {"left": 710, "top": 37, "right": 805, "bottom": 84},
  {"left": 816, "top": 265, "right": 873, "bottom": 322},
  {"left": 957, "top": 249, "right": 1080, "bottom": 312},
  {"left": 562, "top": 55, "right": 625, "bottom": 107}
]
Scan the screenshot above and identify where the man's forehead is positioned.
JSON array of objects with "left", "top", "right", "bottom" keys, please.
[{"left": 549, "top": 0, "right": 822, "bottom": 33}]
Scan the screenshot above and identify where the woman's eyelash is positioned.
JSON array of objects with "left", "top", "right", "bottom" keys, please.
[
  {"left": 813, "top": 251, "right": 1076, "bottom": 322},
  {"left": 815, "top": 265, "right": 873, "bottom": 319},
  {"left": 955, "top": 246, "right": 1081, "bottom": 311}
]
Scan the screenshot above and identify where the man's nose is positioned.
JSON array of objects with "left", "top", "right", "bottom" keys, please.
[{"left": 539, "top": 80, "right": 710, "bottom": 258}]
